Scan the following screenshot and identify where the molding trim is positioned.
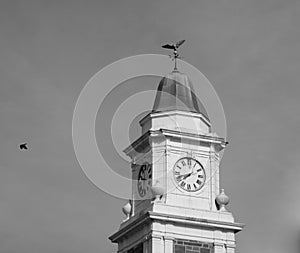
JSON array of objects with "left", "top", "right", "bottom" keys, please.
[
  {"left": 124, "top": 129, "right": 226, "bottom": 157},
  {"left": 109, "top": 211, "right": 245, "bottom": 243}
]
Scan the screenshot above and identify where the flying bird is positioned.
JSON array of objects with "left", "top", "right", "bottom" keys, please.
[
  {"left": 161, "top": 40, "right": 185, "bottom": 50},
  {"left": 19, "top": 143, "right": 28, "bottom": 150}
]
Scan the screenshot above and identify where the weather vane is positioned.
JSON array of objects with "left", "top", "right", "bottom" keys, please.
[{"left": 162, "top": 39, "right": 185, "bottom": 71}]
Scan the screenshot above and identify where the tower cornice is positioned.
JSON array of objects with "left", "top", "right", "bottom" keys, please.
[
  {"left": 109, "top": 210, "right": 245, "bottom": 244},
  {"left": 123, "top": 129, "right": 227, "bottom": 159}
]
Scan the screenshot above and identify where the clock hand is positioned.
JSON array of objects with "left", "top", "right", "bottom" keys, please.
[
  {"left": 177, "top": 172, "right": 193, "bottom": 180},
  {"left": 183, "top": 172, "right": 193, "bottom": 180},
  {"left": 191, "top": 169, "right": 197, "bottom": 175}
]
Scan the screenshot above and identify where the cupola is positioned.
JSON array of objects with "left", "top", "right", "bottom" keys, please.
[
  {"left": 140, "top": 70, "right": 211, "bottom": 135},
  {"left": 152, "top": 69, "right": 209, "bottom": 119}
]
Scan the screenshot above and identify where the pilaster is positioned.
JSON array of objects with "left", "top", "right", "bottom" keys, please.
[
  {"left": 226, "top": 244, "right": 236, "bottom": 253},
  {"left": 214, "top": 242, "right": 225, "bottom": 253},
  {"left": 164, "top": 236, "right": 174, "bottom": 253},
  {"left": 151, "top": 235, "right": 164, "bottom": 253}
]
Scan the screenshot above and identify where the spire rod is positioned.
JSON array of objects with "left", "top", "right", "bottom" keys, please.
[{"left": 162, "top": 40, "right": 185, "bottom": 71}]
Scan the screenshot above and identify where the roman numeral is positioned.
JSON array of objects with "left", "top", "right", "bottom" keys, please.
[{"left": 187, "top": 159, "right": 191, "bottom": 166}]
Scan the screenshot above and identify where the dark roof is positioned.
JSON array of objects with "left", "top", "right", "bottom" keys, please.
[{"left": 152, "top": 70, "right": 209, "bottom": 120}]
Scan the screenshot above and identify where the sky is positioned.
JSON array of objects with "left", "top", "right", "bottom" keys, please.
[{"left": 0, "top": 0, "right": 300, "bottom": 252}]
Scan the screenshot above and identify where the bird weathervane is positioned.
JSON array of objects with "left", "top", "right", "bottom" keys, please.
[{"left": 162, "top": 40, "right": 185, "bottom": 71}]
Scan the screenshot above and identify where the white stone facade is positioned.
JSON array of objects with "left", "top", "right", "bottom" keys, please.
[{"left": 109, "top": 111, "right": 244, "bottom": 252}]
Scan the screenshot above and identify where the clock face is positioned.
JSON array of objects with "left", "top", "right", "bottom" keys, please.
[
  {"left": 173, "top": 157, "right": 205, "bottom": 192},
  {"left": 137, "top": 163, "right": 152, "bottom": 197}
]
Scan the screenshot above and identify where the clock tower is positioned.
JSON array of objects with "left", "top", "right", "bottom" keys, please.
[{"left": 109, "top": 64, "right": 244, "bottom": 253}]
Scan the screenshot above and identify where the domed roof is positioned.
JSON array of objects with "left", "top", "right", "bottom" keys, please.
[{"left": 152, "top": 70, "right": 209, "bottom": 120}]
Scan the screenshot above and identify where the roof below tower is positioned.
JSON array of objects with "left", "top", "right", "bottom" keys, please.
[{"left": 152, "top": 70, "right": 209, "bottom": 121}]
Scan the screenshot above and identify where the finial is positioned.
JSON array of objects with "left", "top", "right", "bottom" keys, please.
[
  {"left": 162, "top": 40, "right": 185, "bottom": 71},
  {"left": 150, "top": 180, "right": 164, "bottom": 203},
  {"left": 216, "top": 189, "right": 230, "bottom": 212},
  {"left": 122, "top": 200, "right": 132, "bottom": 221}
]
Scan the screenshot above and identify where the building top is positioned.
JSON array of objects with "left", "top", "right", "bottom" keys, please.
[{"left": 152, "top": 70, "right": 209, "bottom": 121}]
